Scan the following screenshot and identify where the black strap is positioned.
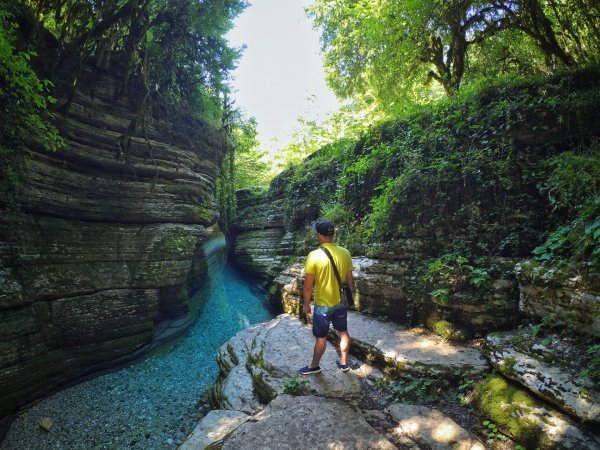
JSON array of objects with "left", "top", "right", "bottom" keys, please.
[{"left": 320, "top": 246, "right": 343, "bottom": 290}]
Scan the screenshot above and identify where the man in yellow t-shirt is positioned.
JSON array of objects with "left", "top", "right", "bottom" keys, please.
[{"left": 299, "top": 221, "right": 353, "bottom": 375}]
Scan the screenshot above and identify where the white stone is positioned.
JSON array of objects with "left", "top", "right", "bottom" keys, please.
[{"left": 344, "top": 312, "right": 489, "bottom": 375}]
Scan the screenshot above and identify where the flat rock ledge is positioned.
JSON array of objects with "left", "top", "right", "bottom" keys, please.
[
  {"left": 345, "top": 312, "right": 489, "bottom": 376},
  {"left": 484, "top": 331, "right": 600, "bottom": 423}
]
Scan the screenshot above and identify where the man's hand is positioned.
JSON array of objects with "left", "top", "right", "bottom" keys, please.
[
  {"left": 303, "top": 303, "right": 312, "bottom": 316},
  {"left": 303, "top": 273, "right": 315, "bottom": 316}
]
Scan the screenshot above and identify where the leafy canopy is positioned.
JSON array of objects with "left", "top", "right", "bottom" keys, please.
[
  {"left": 22, "top": 0, "right": 247, "bottom": 124},
  {"left": 309, "top": 0, "right": 600, "bottom": 112}
]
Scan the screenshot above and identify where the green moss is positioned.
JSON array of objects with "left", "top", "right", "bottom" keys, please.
[
  {"left": 154, "top": 227, "right": 198, "bottom": 256},
  {"left": 431, "top": 320, "right": 469, "bottom": 341},
  {"left": 190, "top": 204, "right": 213, "bottom": 224},
  {"left": 498, "top": 356, "right": 518, "bottom": 377},
  {"left": 472, "top": 375, "right": 546, "bottom": 449}
]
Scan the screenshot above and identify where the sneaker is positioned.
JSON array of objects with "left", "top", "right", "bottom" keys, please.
[
  {"left": 336, "top": 359, "right": 350, "bottom": 372},
  {"left": 299, "top": 365, "right": 321, "bottom": 375}
]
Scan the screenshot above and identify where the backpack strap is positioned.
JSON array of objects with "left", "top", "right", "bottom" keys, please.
[{"left": 320, "top": 246, "right": 343, "bottom": 290}]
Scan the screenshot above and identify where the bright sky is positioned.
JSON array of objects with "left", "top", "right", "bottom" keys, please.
[{"left": 226, "top": 0, "right": 340, "bottom": 149}]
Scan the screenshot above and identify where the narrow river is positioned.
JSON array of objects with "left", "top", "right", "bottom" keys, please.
[{"left": 1, "top": 237, "right": 274, "bottom": 450}]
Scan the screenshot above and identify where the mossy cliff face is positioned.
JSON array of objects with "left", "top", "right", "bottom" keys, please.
[
  {"left": 228, "top": 70, "right": 600, "bottom": 337},
  {"left": 0, "top": 65, "right": 227, "bottom": 422}
]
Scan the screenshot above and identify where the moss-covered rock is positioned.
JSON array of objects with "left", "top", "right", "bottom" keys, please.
[
  {"left": 483, "top": 330, "right": 600, "bottom": 423},
  {"left": 428, "top": 319, "right": 470, "bottom": 341},
  {"left": 472, "top": 375, "right": 600, "bottom": 449}
]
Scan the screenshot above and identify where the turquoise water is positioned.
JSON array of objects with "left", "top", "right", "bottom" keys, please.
[{"left": 1, "top": 237, "right": 274, "bottom": 450}]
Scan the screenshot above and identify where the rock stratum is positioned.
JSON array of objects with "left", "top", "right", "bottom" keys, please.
[{"left": 0, "top": 65, "right": 228, "bottom": 426}]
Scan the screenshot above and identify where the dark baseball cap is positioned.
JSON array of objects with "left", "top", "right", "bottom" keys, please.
[{"left": 313, "top": 221, "right": 335, "bottom": 236}]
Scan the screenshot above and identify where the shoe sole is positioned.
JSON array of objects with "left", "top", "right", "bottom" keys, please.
[
  {"left": 336, "top": 361, "right": 350, "bottom": 372},
  {"left": 300, "top": 369, "right": 321, "bottom": 375}
]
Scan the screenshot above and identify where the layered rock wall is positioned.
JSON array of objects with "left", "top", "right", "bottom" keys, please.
[
  {"left": 229, "top": 186, "right": 520, "bottom": 330},
  {"left": 0, "top": 66, "right": 227, "bottom": 422}
]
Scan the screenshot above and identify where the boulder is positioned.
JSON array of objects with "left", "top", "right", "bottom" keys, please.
[
  {"left": 222, "top": 394, "right": 397, "bottom": 450},
  {"left": 387, "top": 404, "right": 485, "bottom": 450},
  {"left": 484, "top": 331, "right": 600, "bottom": 423},
  {"left": 211, "top": 315, "right": 363, "bottom": 413}
]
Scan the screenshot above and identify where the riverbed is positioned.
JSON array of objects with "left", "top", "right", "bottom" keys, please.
[{"left": 1, "top": 237, "right": 273, "bottom": 450}]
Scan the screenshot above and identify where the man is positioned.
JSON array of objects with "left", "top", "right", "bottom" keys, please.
[{"left": 299, "top": 221, "right": 353, "bottom": 375}]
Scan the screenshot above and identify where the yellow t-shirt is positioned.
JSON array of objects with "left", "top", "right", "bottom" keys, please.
[{"left": 305, "top": 243, "right": 353, "bottom": 307}]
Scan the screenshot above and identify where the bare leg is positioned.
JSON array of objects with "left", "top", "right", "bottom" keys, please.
[
  {"left": 310, "top": 337, "right": 327, "bottom": 368},
  {"left": 338, "top": 331, "right": 351, "bottom": 365}
]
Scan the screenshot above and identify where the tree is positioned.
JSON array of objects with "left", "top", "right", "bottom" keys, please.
[
  {"left": 309, "top": 0, "right": 593, "bottom": 105},
  {"left": 21, "top": 0, "right": 247, "bottom": 123}
]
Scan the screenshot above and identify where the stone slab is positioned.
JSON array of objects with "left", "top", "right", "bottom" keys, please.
[
  {"left": 222, "top": 394, "right": 397, "bottom": 450},
  {"left": 346, "top": 312, "right": 489, "bottom": 375}
]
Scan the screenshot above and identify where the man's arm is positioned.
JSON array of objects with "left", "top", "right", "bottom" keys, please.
[
  {"left": 303, "top": 273, "right": 314, "bottom": 315},
  {"left": 345, "top": 271, "right": 354, "bottom": 290}
]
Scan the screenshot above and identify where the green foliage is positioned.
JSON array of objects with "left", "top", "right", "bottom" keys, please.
[
  {"left": 425, "top": 254, "right": 491, "bottom": 305},
  {"left": 538, "top": 146, "right": 600, "bottom": 214},
  {"left": 481, "top": 420, "right": 500, "bottom": 444},
  {"left": 232, "top": 116, "right": 271, "bottom": 190},
  {"left": 0, "top": 8, "right": 62, "bottom": 206},
  {"left": 21, "top": 0, "right": 246, "bottom": 125},
  {"left": 528, "top": 316, "right": 555, "bottom": 338},
  {"left": 282, "top": 377, "right": 309, "bottom": 396},
  {"left": 533, "top": 196, "right": 600, "bottom": 271},
  {"left": 430, "top": 288, "right": 450, "bottom": 306},
  {"left": 376, "top": 370, "right": 479, "bottom": 405},
  {"left": 580, "top": 344, "right": 600, "bottom": 385},
  {"left": 388, "top": 373, "right": 451, "bottom": 404},
  {"left": 309, "top": 0, "right": 596, "bottom": 110}
]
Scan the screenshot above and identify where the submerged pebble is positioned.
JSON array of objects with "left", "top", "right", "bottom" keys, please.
[{"left": 1, "top": 243, "right": 273, "bottom": 450}]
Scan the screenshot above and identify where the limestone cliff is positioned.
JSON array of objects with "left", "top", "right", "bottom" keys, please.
[{"left": 0, "top": 65, "right": 228, "bottom": 424}]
